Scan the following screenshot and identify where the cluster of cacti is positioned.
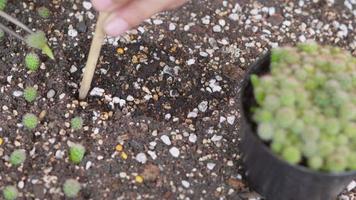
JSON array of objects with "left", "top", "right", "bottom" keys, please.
[
  {"left": 71, "top": 117, "right": 83, "bottom": 130},
  {"left": 23, "top": 86, "right": 38, "bottom": 102},
  {"left": 25, "top": 53, "right": 40, "bottom": 72},
  {"left": 2, "top": 186, "right": 18, "bottom": 200},
  {"left": 22, "top": 113, "right": 38, "bottom": 130},
  {"left": 37, "top": 6, "right": 50, "bottom": 18},
  {"left": 63, "top": 179, "right": 81, "bottom": 198},
  {"left": 10, "top": 149, "right": 26, "bottom": 166},
  {"left": 69, "top": 143, "right": 86, "bottom": 164},
  {"left": 251, "top": 43, "right": 356, "bottom": 172},
  {"left": 0, "top": 0, "right": 7, "bottom": 10}
]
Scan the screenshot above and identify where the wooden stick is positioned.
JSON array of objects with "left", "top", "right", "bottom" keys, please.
[{"left": 79, "top": 12, "right": 110, "bottom": 99}]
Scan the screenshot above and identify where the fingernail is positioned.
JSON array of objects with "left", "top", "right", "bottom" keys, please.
[
  {"left": 93, "top": 0, "right": 112, "bottom": 11},
  {"left": 105, "top": 17, "right": 129, "bottom": 36}
]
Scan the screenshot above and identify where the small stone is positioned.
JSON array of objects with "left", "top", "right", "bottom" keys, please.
[
  {"left": 169, "top": 147, "right": 180, "bottom": 158},
  {"left": 207, "top": 162, "right": 216, "bottom": 170},
  {"left": 136, "top": 153, "right": 147, "bottom": 164},
  {"left": 189, "top": 134, "right": 197, "bottom": 143},
  {"left": 187, "top": 109, "right": 198, "bottom": 118},
  {"left": 47, "top": 89, "right": 56, "bottom": 99},
  {"left": 229, "top": 13, "right": 239, "bottom": 21},
  {"left": 82, "top": 1, "right": 92, "bottom": 10},
  {"left": 198, "top": 101, "right": 208, "bottom": 112},
  {"left": 13, "top": 91, "right": 23, "bottom": 97},
  {"left": 347, "top": 181, "right": 356, "bottom": 191},
  {"left": 213, "top": 25, "right": 222, "bottom": 32},
  {"left": 227, "top": 115, "right": 236, "bottom": 125},
  {"left": 182, "top": 180, "right": 190, "bottom": 188},
  {"left": 126, "top": 95, "right": 134, "bottom": 101},
  {"left": 187, "top": 59, "right": 195, "bottom": 65},
  {"left": 211, "top": 135, "right": 223, "bottom": 142},
  {"left": 160, "top": 135, "right": 171, "bottom": 146},
  {"left": 70, "top": 65, "right": 78, "bottom": 73},
  {"left": 90, "top": 87, "right": 105, "bottom": 96},
  {"left": 85, "top": 161, "right": 92, "bottom": 170}
]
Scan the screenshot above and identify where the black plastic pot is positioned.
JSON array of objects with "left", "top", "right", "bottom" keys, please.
[{"left": 239, "top": 53, "right": 356, "bottom": 200}]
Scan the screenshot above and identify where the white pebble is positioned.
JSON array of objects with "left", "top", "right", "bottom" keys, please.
[
  {"left": 85, "top": 161, "right": 92, "bottom": 170},
  {"left": 213, "top": 25, "right": 222, "bottom": 32},
  {"left": 189, "top": 134, "right": 197, "bottom": 143},
  {"left": 135, "top": 153, "right": 147, "bottom": 164},
  {"left": 126, "top": 95, "right": 134, "bottom": 101},
  {"left": 227, "top": 115, "right": 236, "bottom": 125},
  {"left": 229, "top": 13, "right": 239, "bottom": 21},
  {"left": 347, "top": 181, "right": 356, "bottom": 191},
  {"left": 169, "top": 147, "right": 180, "bottom": 158},
  {"left": 90, "top": 87, "right": 105, "bottom": 96},
  {"left": 169, "top": 23, "right": 176, "bottom": 31},
  {"left": 207, "top": 162, "right": 216, "bottom": 170},
  {"left": 82, "top": 1, "right": 92, "bottom": 10},
  {"left": 161, "top": 135, "right": 172, "bottom": 146},
  {"left": 211, "top": 135, "right": 223, "bottom": 142},
  {"left": 187, "top": 59, "right": 196, "bottom": 65},
  {"left": 12, "top": 91, "right": 23, "bottom": 97},
  {"left": 198, "top": 101, "right": 208, "bottom": 112},
  {"left": 182, "top": 180, "right": 190, "bottom": 188}
]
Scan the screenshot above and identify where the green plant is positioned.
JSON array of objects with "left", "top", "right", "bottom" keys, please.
[
  {"left": 69, "top": 143, "right": 85, "bottom": 164},
  {"left": 25, "top": 53, "right": 40, "bottom": 72},
  {"left": 23, "top": 86, "right": 37, "bottom": 102},
  {"left": 63, "top": 179, "right": 81, "bottom": 198},
  {"left": 10, "top": 149, "right": 26, "bottom": 166},
  {"left": 71, "top": 117, "right": 83, "bottom": 130},
  {"left": 25, "top": 31, "right": 54, "bottom": 59},
  {"left": 37, "top": 7, "right": 50, "bottom": 18},
  {"left": 22, "top": 113, "right": 38, "bottom": 130},
  {"left": 251, "top": 43, "right": 356, "bottom": 173},
  {"left": 2, "top": 186, "right": 18, "bottom": 200},
  {"left": 0, "top": 0, "right": 7, "bottom": 10}
]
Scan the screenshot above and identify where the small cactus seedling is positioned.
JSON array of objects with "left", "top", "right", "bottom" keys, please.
[
  {"left": 63, "top": 179, "right": 81, "bottom": 198},
  {"left": 22, "top": 113, "right": 38, "bottom": 130},
  {"left": 69, "top": 143, "right": 85, "bottom": 164},
  {"left": 0, "top": 0, "right": 7, "bottom": 10},
  {"left": 25, "top": 31, "right": 54, "bottom": 59},
  {"left": 251, "top": 43, "right": 356, "bottom": 172},
  {"left": 23, "top": 86, "right": 37, "bottom": 102},
  {"left": 37, "top": 7, "right": 50, "bottom": 19},
  {"left": 2, "top": 186, "right": 18, "bottom": 200},
  {"left": 25, "top": 53, "right": 40, "bottom": 72},
  {"left": 71, "top": 117, "right": 83, "bottom": 130},
  {"left": 10, "top": 149, "right": 26, "bottom": 166}
]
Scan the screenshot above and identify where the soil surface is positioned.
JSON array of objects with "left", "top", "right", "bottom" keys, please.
[{"left": 0, "top": 0, "right": 355, "bottom": 200}]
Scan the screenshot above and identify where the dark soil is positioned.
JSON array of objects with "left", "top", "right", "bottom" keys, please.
[{"left": 0, "top": 0, "right": 355, "bottom": 200}]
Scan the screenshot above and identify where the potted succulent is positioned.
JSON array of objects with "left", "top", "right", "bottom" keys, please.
[{"left": 240, "top": 43, "right": 356, "bottom": 200}]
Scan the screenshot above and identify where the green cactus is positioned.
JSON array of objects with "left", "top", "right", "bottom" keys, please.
[
  {"left": 22, "top": 113, "right": 38, "bottom": 130},
  {"left": 0, "top": 0, "right": 7, "bottom": 10},
  {"left": 25, "top": 53, "right": 40, "bottom": 72},
  {"left": 251, "top": 43, "right": 356, "bottom": 172},
  {"left": 69, "top": 143, "right": 85, "bottom": 164},
  {"left": 10, "top": 149, "right": 26, "bottom": 166},
  {"left": 63, "top": 179, "right": 81, "bottom": 198},
  {"left": 70, "top": 117, "right": 83, "bottom": 130},
  {"left": 23, "top": 87, "right": 38, "bottom": 103},
  {"left": 2, "top": 186, "right": 18, "bottom": 200},
  {"left": 37, "top": 7, "right": 50, "bottom": 18},
  {"left": 282, "top": 146, "right": 301, "bottom": 164}
]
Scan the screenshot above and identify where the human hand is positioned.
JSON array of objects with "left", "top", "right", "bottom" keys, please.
[{"left": 92, "top": 0, "right": 187, "bottom": 36}]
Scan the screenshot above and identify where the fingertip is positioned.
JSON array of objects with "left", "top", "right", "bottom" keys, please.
[
  {"left": 92, "top": 0, "right": 113, "bottom": 11},
  {"left": 104, "top": 17, "right": 129, "bottom": 36}
]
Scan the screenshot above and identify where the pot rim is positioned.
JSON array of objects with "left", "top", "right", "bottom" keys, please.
[{"left": 240, "top": 52, "right": 356, "bottom": 178}]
